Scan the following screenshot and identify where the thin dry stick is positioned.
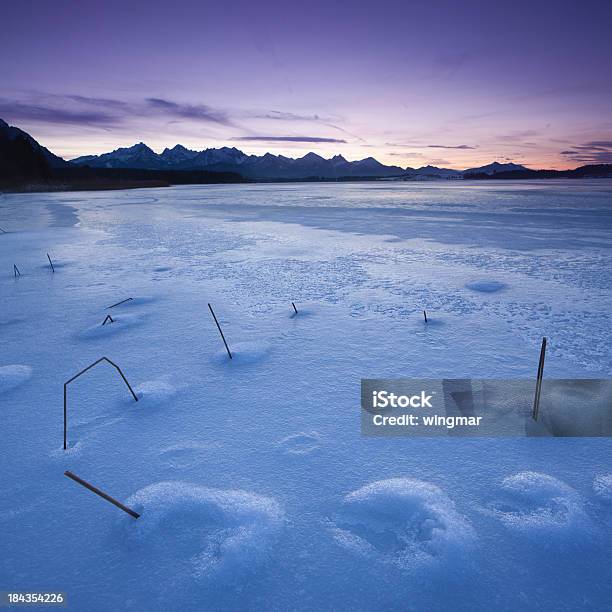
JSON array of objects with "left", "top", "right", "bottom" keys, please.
[
  {"left": 107, "top": 297, "right": 133, "bottom": 309},
  {"left": 532, "top": 337, "right": 547, "bottom": 421},
  {"left": 64, "top": 471, "right": 140, "bottom": 519},
  {"left": 64, "top": 357, "right": 138, "bottom": 449},
  {"left": 208, "top": 303, "right": 232, "bottom": 359}
]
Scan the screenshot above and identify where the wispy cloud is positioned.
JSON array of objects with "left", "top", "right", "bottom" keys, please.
[
  {"left": 62, "top": 95, "right": 131, "bottom": 109},
  {"left": 0, "top": 99, "right": 118, "bottom": 125},
  {"left": 0, "top": 94, "right": 235, "bottom": 128},
  {"left": 1, "top": 92, "right": 370, "bottom": 150},
  {"left": 254, "top": 109, "right": 366, "bottom": 143},
  {"left": 145, "top": 98, "right": 233, "bottom": 126},
  {"left": 387, "top": 152, "right": 425, "bottom": 159},
  {"left": 386, "top": 142, "right": 477, "bottom": 150},
  {"left": 426, "top": 144, "right": 477, "bottom": 150},
  {"left": 496, "top": 129, "right": 541, "bottom": 141},
  {"left": 582, "top": 140, "right": 612, "bottom": 148},
  {"left": 232, "top": 135, "right": 347, "bottom": 143},
  {"left": 255, "top": 110, "right": 335, "bottom": 122},
  {"left": 561, "top": 140, "right": 612, "bottom": 164}
]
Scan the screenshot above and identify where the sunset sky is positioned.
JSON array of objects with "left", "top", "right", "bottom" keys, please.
[{"left": 2, "top": 0, "right": 611, "bottom": 169}]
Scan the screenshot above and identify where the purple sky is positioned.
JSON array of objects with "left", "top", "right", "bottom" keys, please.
[{"left": 2, "top": 0, "right": 611, "bottom": 168}]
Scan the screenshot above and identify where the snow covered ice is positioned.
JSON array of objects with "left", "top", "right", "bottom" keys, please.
[{"left": 1, "top": 180, "right": 612, "bottom": 610}]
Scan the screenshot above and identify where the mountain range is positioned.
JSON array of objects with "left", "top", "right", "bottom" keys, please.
[
  {"left": 71, "top": 142, "right": 529, "bottom": 179},
  {"left": 2, "top": 118, "right": 611, "bottom": 191}
]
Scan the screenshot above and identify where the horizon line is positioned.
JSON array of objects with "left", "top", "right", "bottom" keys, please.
[{"left": 3, "top": 117, "right": 603, "bottom": 172}]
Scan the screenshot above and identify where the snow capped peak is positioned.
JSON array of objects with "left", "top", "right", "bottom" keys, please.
[
  {"left": 189, "top": 146, "right": 249, "bottom": 168},
  {"left": 160, "top": 144, "right": 198, "bottom": 163}
]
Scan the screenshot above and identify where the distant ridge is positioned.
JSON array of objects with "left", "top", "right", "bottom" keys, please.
[
  {"left": 70, "top": 139, "right": 548, "bottom": 180},
  {"left": 0, "top": 119, "right": 243, "bottom": 191},
  {"left": 462, "top": 161, "right": 528, "bottom": 175},
  {"left": 71, "top": 141, "right": 541, "bottom": 180},
  {"left": 2, "top": 119, "right": 611, "bottom": 191},
  {"left": 72, "top": 143, "right": 408, "bottom": 179}
]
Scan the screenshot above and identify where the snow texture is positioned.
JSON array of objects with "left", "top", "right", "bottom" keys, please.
[
  {"left": 331, "top": 478, "right": 475, "bottom": 571},
  {"left": 0, "top": 365, "right": 33, "bottom": 394},
  {"left": 1, "top": 181, "right": 611, "bottom": 611}
]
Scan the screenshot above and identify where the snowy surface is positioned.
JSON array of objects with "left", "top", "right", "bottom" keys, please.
[{"left": 1, "top": 180, "right": 611, "bottom": 610}]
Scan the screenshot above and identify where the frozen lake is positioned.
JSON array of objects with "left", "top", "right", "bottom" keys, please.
[{"left": 1, "top": 180, "right": 611, "bottom": 610}]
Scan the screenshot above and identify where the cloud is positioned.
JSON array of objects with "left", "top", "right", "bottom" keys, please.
[
  {"left": 145, "top": 98, "right": 233, "bottom": 126},
  {"left": 586, "top": 140, "right": 612, "bottom": 148},
  {"left": 232, "top": 136, "right": 346, "bottom": 143},
  {"left": 0, "top": 94, "right": 235, "bottom": 128},
  {"left": 426, "top": 144, "right": 477, "bottom": 150},
  {"left": 388, "top": 151, "right": 424, "bottom": 157},
  {"left": 386, "top": 142, "right": 477, "bottom": 150},
  {"left": 561, "top": 140, "right": 612, "bottom": 164},
  {"left": 496, "top": 130, "right": 541, "bottom": 141},
  {"left": 63, "top": 95, "right": 130, "bottom": 109},
  {"left": 0, "top": 99, "right": 118, "bottom": 125},
  {"left": 256, "top": 110, "right": 331, "bottom": 122},
  {"left": 254, "top": 110, "right": 366, "bottom": 143},
  {"left": 2, "top": 93, "right": 364, "bottom": 145}
]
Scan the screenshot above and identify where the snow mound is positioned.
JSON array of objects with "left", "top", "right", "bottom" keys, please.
[
  {"left": 331, "top": 478, "right": 475, "bottom": 571},
  {"left": 135, "top": 380, "right": 178, "bottom": 407},
  {"left": 277, "top": 431, "right": 321, "bottom": 455},
  {"left": 484, "top": 472, "right": 587, "bottom": 530},
  {"left": 465, "top": 279, "right": 507, "bottom": 293},
  {"left": 593, "top": 475, "right": 612, "bottom": 503},
  {"left": 0, "top": 365, "right": 33, "bottom": 394},
  {"left": 121, "top": 482, "right": 284, "bottom": 581},
  {"left": 79, "top": 314, "right": 145, "bottom": 339}
]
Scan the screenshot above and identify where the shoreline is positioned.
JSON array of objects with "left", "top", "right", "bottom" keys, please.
[
  {"left": 3, "top": 175, "right": 612, "bottom": 195},
  {"left": 0, "top": 179, "right": 171, "bottom": 194}
]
